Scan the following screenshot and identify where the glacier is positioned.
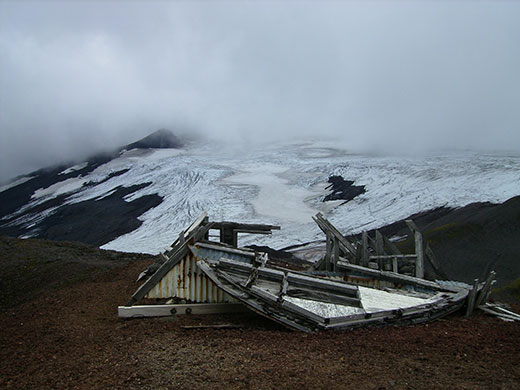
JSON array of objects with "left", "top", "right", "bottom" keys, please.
[{"left": 4, "top": 140, "right": 520, "bottom": 254}]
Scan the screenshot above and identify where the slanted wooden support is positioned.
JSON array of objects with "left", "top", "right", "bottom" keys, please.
[
  {"left": 465, "top": 279, "right": 479, "bottom": 317},
  {"left": 425, "top": 244, "right": 448, "bottom": 280},
  {"left": 476, "top": 271, "right": 496, "bottom": 307},
  {"left": 313, "top": 213, "right": 357, "bottom": 258},
  {"left": 405, "top": 220, "right": 424, "bottom": 279},
  {"left": 383, "top": 235, "right": 402, "bottom": 256}
]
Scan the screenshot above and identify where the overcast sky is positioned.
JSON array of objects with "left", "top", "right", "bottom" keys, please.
[{"left": 1, "top": 1, "right": 519, "bottom": 182}]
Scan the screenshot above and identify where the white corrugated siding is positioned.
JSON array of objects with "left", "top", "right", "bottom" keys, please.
[{"left": 145, "top": 253, "right": 235, "bottom": 303}]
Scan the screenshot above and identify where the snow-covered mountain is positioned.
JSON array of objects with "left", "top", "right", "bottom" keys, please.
[{"left": 1, "top": 130, "right": 519, "bottom": 254}]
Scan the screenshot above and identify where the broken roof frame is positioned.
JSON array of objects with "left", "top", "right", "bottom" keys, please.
[{"left": 119, "top": 212, "right": 497, "bottom": 332}]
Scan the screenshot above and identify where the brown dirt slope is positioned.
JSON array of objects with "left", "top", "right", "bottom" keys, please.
[
  {"left": 1, "top": 236, "right": 519, "bottom": 389},
  {"left": 0, "top": 235, "right": 156, "bottom": 311}
]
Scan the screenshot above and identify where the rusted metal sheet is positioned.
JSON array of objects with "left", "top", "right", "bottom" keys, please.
[{"left": 145, "top": 253, "right": 236, "bottom": 303}]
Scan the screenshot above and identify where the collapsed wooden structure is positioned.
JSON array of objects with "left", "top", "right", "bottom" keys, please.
[{"left": 119, "top": 212, "right": 506, "bottom": 332}]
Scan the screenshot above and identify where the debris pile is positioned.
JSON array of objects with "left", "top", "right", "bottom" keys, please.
[{"left": 119, "top": 212, "right": 518, "bottom": 331}]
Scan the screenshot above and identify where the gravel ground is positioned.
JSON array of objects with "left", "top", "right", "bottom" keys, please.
[{"left": 1, "top": 241, "right": 519, "bottom": 390}]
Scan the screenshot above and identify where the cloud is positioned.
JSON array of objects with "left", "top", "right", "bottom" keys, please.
[{"left": 1, "top": 1, "right": 520, "bottom": 181}]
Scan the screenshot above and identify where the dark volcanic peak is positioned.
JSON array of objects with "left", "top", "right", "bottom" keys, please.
[
  {"left": 124, "top": 128, "right": 183, "bottom": 151},
  {"left": 0, "top": 128, "right": 184, "bottom": 243}
]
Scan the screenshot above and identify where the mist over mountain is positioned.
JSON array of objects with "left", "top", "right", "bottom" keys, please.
[{"left": 1, "top": 2, "right": 520, "bottom": 182}]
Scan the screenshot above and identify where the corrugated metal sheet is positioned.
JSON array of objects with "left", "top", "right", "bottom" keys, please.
[{"left": 146, "top": 253, "right": 236, "bottom": 303}]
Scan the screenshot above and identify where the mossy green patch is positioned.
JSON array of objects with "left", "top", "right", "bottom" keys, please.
[{"left": 493, "top": 277, "right": 520, "bottom": 303}]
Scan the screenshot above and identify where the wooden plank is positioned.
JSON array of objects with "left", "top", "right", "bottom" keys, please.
[
  {"left": 181, "top": 324, "right": 245, "bottom": 330},
  {"left": 286, "top": 288, "right": 362, "bottom": 307},
  {"left": 212, "top": 221, "right": 280, "bottom": 232},
  {"left": 336, "top": 260, "right": 463, "bottom": 292},
  {"left": 369, "top": 255, "right": 417, "bottom": 259},
  {"left": 286, "top": 272, "right": 359, "bottom": 297},
  {"left": 481, "top": 303, "right": 520, "bottom": 320},
  {"left": 183, "top": 211, "right": 209, "bottom": 238},
  {"left": 233, "top": 229, "right": 273, "bottom": 235},
  {"left": 191, "top": 242, "right": 257, "bottom": 258},
  {"left": 465, "top": 279, "right": 479, "bottom": 317},
  {"left": 479, "top": 305, "right": 520, "bottom": 322},
  {"left": 118, "top": 303, "right": 248, "bottom": 318}
]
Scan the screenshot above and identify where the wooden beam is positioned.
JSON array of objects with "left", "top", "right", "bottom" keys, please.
[
  {"left": 118, "top": 303, "right": 248, "bottom": 318},
  {"left": 336, "top": 260, "right": 464, "bottom": 293},
  {"left": 212, "top": 221, "right": 280, "bottom": 232},
  {"left": 181, "top": 324, "right": 245, "bottom": 330},
  {"left": 369, "top": 255, "right": 417, "bottom": 259},
  {"left": 313, "top": 213, "right": 357, "bottom": 257},
  {"left": 425, "top": 244, "right": 448, "bottom": 280}
]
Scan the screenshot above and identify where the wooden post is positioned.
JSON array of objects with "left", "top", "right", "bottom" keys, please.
[
  {"left": 476, "top": 271, "right": 496, "bottom": 307},
  {"left": 392, "top": 256, "right": 398, "bottom": 273},
  {"left": 414, "top": 231, "right": 424, "bottom": 279},
  {"left": 325, "top": 233, "right": 332, "bottom": 271},
  {"left": 375, "top": 230, "right": 384, "bottom": 255},
  {"left": 375, "top": 230, "right": 384, "bottom": 270},
  {"left": 333, "top": 236, "right": 339, "bottom": 272},
  {"left": 406, "top": 220, "right": 424, "bottom": 279},
  {"left": 465, "top": 279, "right": 479, "bottom": 317},
  {"left": 361, "top": 231, "right": 369, "bottom": 267},
  {"left": 355, "top": 244, "right": 363, "bottom": 265}
]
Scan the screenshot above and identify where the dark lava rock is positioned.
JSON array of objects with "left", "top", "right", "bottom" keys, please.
[
  {"left": 34, "top": 183, "right": 163, "bottom": 247},
  {"left": 323, "top": 175, "right": 366, "bottom": 203}
]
